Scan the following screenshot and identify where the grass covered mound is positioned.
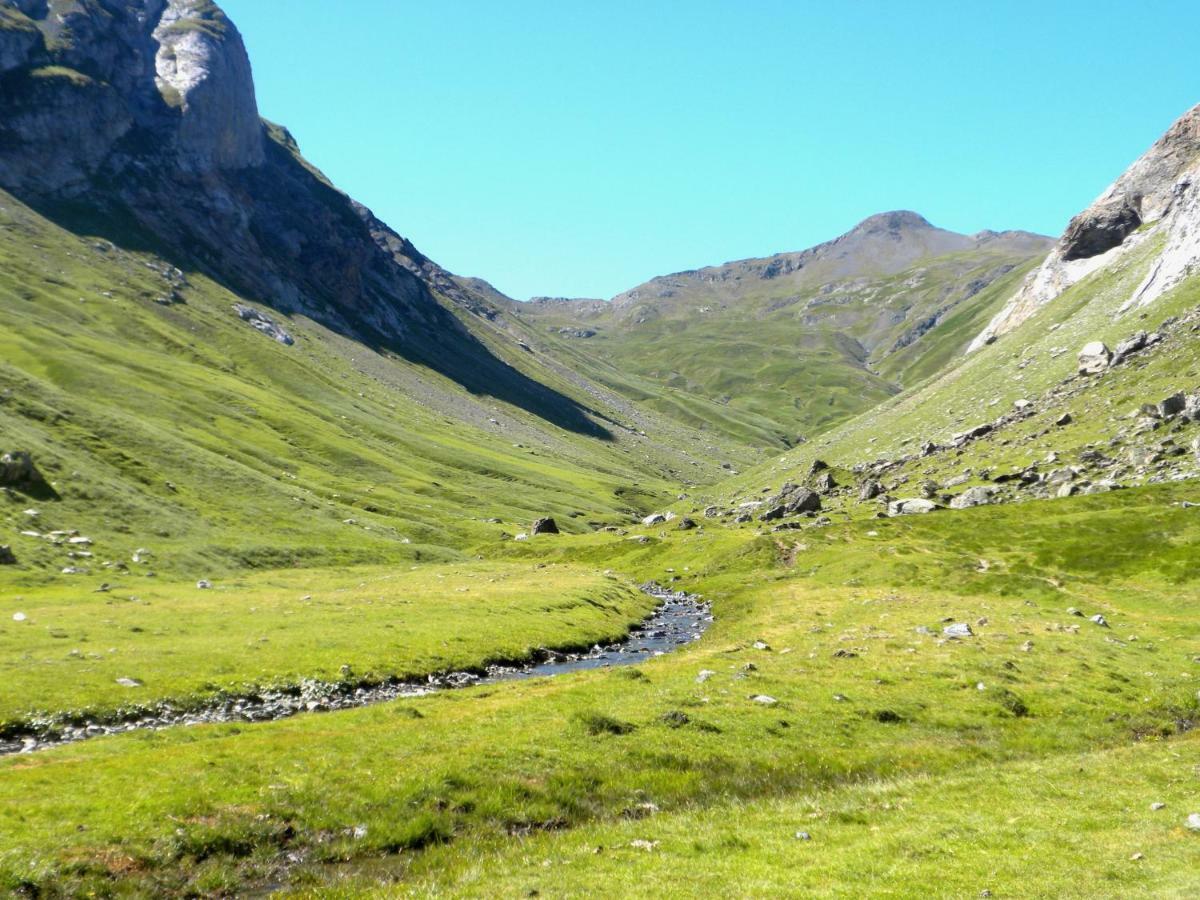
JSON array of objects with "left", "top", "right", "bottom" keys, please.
[{"left": 1, "top": 483, "right": 1197, "bottom": 895}]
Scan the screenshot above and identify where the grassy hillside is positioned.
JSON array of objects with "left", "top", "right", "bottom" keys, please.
[
  {"left": 0, "top": 189, "right": 748, "bottom": 593},
  {"left": 515, "top": 224, "right": 1049, "bottom": 447},
  {"left": 714, "top": 235, "right": 1200, "bottom": 513}
]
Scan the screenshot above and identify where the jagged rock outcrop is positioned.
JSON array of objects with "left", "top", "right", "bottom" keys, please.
[
  {"left": 971, "top": 104, "right": 1200, "bottom": 350},
  {"left": 0, "top": 0, "right": 477, "bottom": 342}
]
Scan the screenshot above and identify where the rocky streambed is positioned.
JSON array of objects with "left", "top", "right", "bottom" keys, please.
[{"left": 0, "top": 583, "right": 710, "bottom": 757}]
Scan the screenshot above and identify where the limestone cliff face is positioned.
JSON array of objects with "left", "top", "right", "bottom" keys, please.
[
  {"left": 152, "top": 0, "right": 264, "bottom": 171},
  {"left": 970, "top": 104, "right": 1200, "bottom": 351}
]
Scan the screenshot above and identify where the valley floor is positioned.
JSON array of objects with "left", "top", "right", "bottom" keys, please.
[{"left": 2, "top": 483, "right": 1199, "bottom": 897}]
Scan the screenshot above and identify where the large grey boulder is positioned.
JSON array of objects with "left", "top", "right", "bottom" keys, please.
[
  {"left": 1078, "top": 342, "right": 1112, "bottom": 375},
  {"left": 781, "top": 486, "right": 822, "bottom": 515},
  {"left": 949, "top": 486, "right": 996, "bottom": 509},
  {"left": 888, "top": 498, "right": 939, "bottom": 516}
]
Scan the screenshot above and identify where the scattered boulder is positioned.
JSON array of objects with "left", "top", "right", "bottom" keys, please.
[
  {"left": 1055, "top": 412, "right": 1073, "bottom": 426},
  {"left": 1078, "top": 341, "right": 1112, "bottom": 376},
  {"left": 0, "top": 451, "right": 48, "bottom": 492},
  {"left": 781, "top": 485, "right": 822, "bottom": 515},
  {"left": 530, "top": 517, "right": 560, "bottom": 535},
  {"left": 1186, "top": 813, "right": 1200, "bottom": 832},
  {"left": 677, "top": 517, "right": 698, "bottom": 531},
  {"left": 813, "top": 471, "right": 837, "bottom": 493},
  {"left": 1112, "top": 331, "right": 1148, "bottom": 364},
  {"left": 952, "top": 423, "right": 993, "bottom": 446},
  {"left": 1158, "top": 393, "right": 1187, "bottom": 418},
  {"left": 949, "top": 486, "right": 996, "bottom": 510},
  {"left": 0, "top": 546, "right": 15, "bottom": 565},
  {"left": 233, "top": 304, "right": 295, "bottom": 346},
  {"left": 943, "top": 622, "right": 974, "bottom": 639},
  {"left": 642, "top": 513, "right": 667, "bottom": 527},
  {"left": 888, "top": 498, "right": 939, "bottom": 516},
  {"left": 759, "top": 505, "right": 786, "bottom": 522},
  {"left": 808, "top": 459, "right": 828, "bottom": 475},
  {"left": 750, "top": 694, "right": 778, "bottom": 706},
  {"left": 196, "top": 579, "right": 213, "bottom": 590},
  {"left": 859, "top": 480, "right": 883, "bottom": 501}
]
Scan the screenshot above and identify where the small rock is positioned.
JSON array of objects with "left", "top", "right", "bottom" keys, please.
[
  {"left": 752, "top": 640, "right": 770, "bottom": 651},
  {"left": 1185, "top": 813, "right": 1200, "bottom": 832},
  {"left": 530, "top": 517, "right": 560, "bottom": 536},
  {"left": 1055, "top": 412, "right": 1073, "bottom": 427},
  {"left": 629, "top": 839, "right": 659, "bottom": 851},
  {"left": 696, "top": 669, "right": 716, "bottom": 683},
  {"left": 1090, "top": 614, "right": 1109, "bottom": 628},
  {"left": 0, "top": 546, "right": 16, "bottom": 565},
  {"left": 795, "top": 831, "right": 812, "bottom": 841},
  {"left": 196, "top": 579, "right": 213, "bottom": 590},
  {"left": 943, "top": 623, "right": 974, "bottom": 639},
  {"left": 1151, "top": 802, "right": 1166, "bottom": 811},
  {"left": 12, "top": 612, "right": 27, "bottom": 622},
  {"left": 642, "top": 513, "right": 667, "bottom": 527},
  {"left": 750, "top": 694, "right": 778, "bottom": 706},
  {"left": 1019, "top": 640, "right": 1034, "bottom": 652},
  {"left": 116, "top": 677, "right": 143, "bottom": 688}
]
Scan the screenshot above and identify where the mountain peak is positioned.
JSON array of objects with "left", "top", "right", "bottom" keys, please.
[{"left": 850, "top": 211, "right": 935, "bottom": 235}]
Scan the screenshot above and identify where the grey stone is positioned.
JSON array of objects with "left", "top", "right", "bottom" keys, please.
[
  {"left": 950, "top": 486, "right": 996, "bottom": 509},
  {"left": 943, "top": 623, "right": 974, "bottom": 639},
  {"left": 0, "top": 546, "right": 15, "bottom": 565},
  {"left": 531, "top": 517, "right": 559, "bottom": 535},
  {"left": 888, "top": 498, "right": 939, "bottom": 516},
  {"left": 1078, "top": 341, "right": 1112, "bottom": 376}
]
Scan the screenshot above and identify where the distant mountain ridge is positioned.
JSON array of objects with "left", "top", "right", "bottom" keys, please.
[
  {"left": 515, "top": 212, "right": 1052, "bottom": 445},
  {"left": 610, "top": 211, "right": 1048, "bottom": 311}
]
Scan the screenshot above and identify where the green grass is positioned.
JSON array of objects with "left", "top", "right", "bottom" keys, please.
[
  {"left": 0, "top": 562, "right": 649, "bottom": 728},
  {"left": 2, "top": 486, "right": 1199, "bottom": 895},
  {"left": 384, "top": 734, "right": 1200, "bottom": 898}
]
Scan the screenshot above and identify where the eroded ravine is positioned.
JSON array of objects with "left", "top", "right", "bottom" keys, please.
[{"left": 0, "top": 583, "right": 711, "bottom": 757}]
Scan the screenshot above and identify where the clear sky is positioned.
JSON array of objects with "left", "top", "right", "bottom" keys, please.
[{"left": 221, "top": 0, "right": 1199, "bottom": 301}]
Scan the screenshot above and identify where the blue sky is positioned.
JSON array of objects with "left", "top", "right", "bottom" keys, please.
[{"left": 222, "top": 0, "right": 1199, "bottom": 300}]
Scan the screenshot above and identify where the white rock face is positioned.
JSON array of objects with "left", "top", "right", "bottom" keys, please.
[
  {"left": 970, "top": 104, "right": 1200, "bottom": 351},
  {"left": 153, "top": 0, "right": 264, "bottom": 171}
]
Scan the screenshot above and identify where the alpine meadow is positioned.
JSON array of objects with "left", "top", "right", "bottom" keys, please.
[{"left": 1, "top": 2, "right": 1200, "bottom": 897}]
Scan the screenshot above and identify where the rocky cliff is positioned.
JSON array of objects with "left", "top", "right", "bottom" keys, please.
[
  {"left": 970, "top": 104, "right": 1200, "bottom": 350},
  {"left": 0, "top": 0, "right": 496, "bottom": 342}
]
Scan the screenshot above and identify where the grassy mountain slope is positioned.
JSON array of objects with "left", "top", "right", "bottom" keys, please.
[
  {"left": 515, "top": 214, "right": 1051, "bottom": 446},
  {"left": 0, "top": 188, "right": 745, "bottom": 591},
  {"left": 713, "top": 235, "right": 1200, "bottom": 517}
]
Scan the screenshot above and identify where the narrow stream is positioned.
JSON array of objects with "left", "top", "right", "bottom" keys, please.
[{"left": 0, "top": 583, "right": 710, "bottom": 757}]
